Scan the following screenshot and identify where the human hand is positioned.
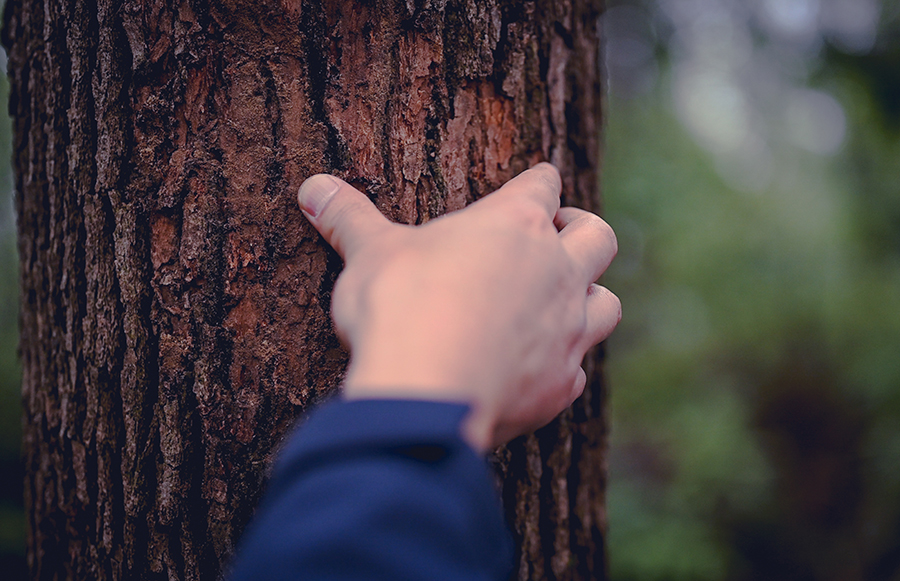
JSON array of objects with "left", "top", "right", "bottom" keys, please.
[{"left": 297, "top": 163, "right": 620, "bottom": 451}]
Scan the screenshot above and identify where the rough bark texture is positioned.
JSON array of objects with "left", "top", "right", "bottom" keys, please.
[{"left": 5, "top": 0, "right": 606, "bottom": 579}]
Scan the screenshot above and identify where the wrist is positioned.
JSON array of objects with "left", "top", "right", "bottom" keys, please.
[{"left": 343, "top": 365, "right": 498, "bottom": 452}]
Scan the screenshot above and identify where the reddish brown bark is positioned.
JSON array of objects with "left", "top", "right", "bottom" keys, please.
[{"left": 5, "top": 0, "right": 606, "bottom": 579}]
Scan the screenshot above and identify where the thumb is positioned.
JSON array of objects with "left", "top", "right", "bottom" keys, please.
[{"left": 298, "top": 174, "right": 392, "bottom": 260}]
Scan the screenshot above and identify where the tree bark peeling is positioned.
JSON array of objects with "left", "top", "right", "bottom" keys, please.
[{"left": 5, "top": 0, "right": 607, "bottom": 579}]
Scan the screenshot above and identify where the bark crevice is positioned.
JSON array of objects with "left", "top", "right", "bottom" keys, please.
[{"left": 7, "top": 1, "right": 607, "bottom": 579}]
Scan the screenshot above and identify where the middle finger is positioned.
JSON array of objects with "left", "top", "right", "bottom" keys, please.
[{"left": 555, "top": 207, "right": 618, "bottom": 284}]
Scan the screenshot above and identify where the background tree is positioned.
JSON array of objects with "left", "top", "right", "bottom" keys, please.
[{"left": 3, "top": 1, "right": 607, "bottom": 579}]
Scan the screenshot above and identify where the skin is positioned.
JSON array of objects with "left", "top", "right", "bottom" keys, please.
[{"left": 298, "top": 162, "right": 621, "bottom": 452}]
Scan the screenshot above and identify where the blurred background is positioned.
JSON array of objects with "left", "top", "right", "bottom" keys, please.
[
  {"left": 0, "top": 1, "right": 898, "bottom": 579},
  {"left": 602, "top": 0, "right": 900, "bottom": 579}
]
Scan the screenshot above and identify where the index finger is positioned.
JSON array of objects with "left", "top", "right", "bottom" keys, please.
[
  {"left": 490, "top": 162, "right": 562, "bottom": 219},
  {"left": 298, "top": 174, "right": 393, "bottom": 261}
]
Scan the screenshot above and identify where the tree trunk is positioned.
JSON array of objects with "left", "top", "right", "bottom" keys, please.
[{"left": 4, "top": 0, "right": 606, "bottom": 579}]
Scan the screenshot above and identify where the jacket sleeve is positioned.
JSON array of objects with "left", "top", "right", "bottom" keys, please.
[{"left": 227, "top": 399, "right": 514, "bottom": 581}]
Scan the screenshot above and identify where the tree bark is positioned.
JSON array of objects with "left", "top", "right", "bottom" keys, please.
[{"left": 4, "top": 0, "right": 606, "bottom": 579}]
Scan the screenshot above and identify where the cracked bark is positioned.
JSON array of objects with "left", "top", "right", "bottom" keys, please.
[{"left": 5, "top": 0, "right": 607, "bottom": 579}]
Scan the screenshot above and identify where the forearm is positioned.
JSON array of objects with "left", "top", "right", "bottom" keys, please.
[{"left": 228, "top": 399, "right": 514, "bottom": 581}]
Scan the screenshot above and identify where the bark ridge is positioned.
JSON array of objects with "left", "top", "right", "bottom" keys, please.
[{"left": 4, "top": 0, "right": 606, "bottom": 579}]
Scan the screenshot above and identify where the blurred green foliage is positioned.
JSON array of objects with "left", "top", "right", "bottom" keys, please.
[{"left": 603, "top": 2, "right": 900, "bottom": 579}]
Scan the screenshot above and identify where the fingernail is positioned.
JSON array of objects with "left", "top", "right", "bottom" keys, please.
[{"left": 298, "top": 174, "right": 340, "bottom": 218}]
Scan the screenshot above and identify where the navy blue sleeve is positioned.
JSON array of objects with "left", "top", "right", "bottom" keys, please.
[{"left": 228, "top": 399, "right": 514, "bottom": 581}]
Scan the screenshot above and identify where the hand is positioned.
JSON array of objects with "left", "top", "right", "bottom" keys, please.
[{"left": 297, "top": 163, "right": 621, "bottom": 451}]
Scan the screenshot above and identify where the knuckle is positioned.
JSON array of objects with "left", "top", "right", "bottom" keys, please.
[
  {"left": 590, "top": 285, "right": 622, "bottom": 319},
  {"left": 605, "top": 226, "right": 619, "bottom": 257},
  {"left": 584, "top": 216, "right": 617, "bottom": 255},
  {"left": 607, "top": 290, "right": 623, "bottom": 324}
]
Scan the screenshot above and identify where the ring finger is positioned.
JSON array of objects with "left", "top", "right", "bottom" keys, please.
[{"left": 581, "top": 284, "right": 622, "bottom": 350}]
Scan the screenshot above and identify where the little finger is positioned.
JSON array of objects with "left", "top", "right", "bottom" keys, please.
[{"left": 569, "top": 367, "right": 587, "bottom": 405}]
